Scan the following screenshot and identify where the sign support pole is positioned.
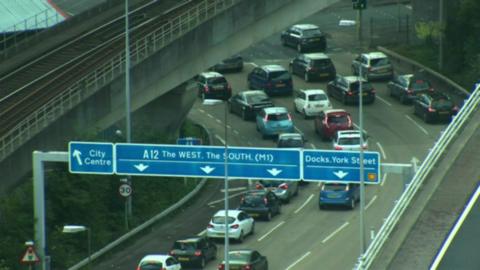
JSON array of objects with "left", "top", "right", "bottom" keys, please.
[
  {"left": 359, "top": 63, "right": 366, "bottom": 268},
  {"left": 223, "top": 102, "right": 230, "bottom": 270}
]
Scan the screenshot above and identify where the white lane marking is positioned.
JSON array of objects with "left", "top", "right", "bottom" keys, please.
[
  {"left": 216, "top": 119, "right": 222, "bottom": 124},
  {"left": 258, "top": 221, "right": 285, "bottom": 242},
  {"left": 376, "top": 95, "right": 392, "bottom": 106},
  {"left": 405, "top": 5, "right": 412, "bottom": 10},
  {"left": 285, "top": 251, "right": 311, "bottom": 270},
  {"left": 381, "top": 173, "right": 388, "bottom": 186},
  {"left": 353, "top": 123, "right": 368, "bottom": 134},
  {"left": 221, "top": 187, "right": 246, "bottom": 192},
  {"left": 430, "top": 185, "right": 480, "bottom": 270},
  {"left": 376, "top": 142, "right": 387, "bottom": 160},
  {"left": 294, "top": 126, "right": 302, "bottom": 133},
  {"left": 294, "top": 194, "right": 314, "bottom": 214},
  {"left": 245, "top": 62, "right": 258, "bottom": 67},
  {"left": 207, "top": 191, "right": 246, "bottom": 206},
  {"left": 233, "top": 129, "right": 240, "bottom": 135},
  {"left": 198, "top": 109, "right": 205, "bottom": 113},
  {"left": 365, "top": 195, "right": 378, "bottom": 210},
  {"left": 322, "top": 222, "right": 349, "bottom": 243},
  {"left": 215, "top": 135, "right": 226, "bottom": 145},
  {"left": 317, "top": 182, "right": 322, "bottom": 187},
  {"left": 226, "top": 124, "right": 232, "bottom": 129},
  {"left": 405, "top": 115, "right": 429, "bottom": 135},
  {"left": 310, "top": 143, "right": 316, "bottom": 149},
  {"left": 207, "top": 113, "right": 214, "bottom": 119},
  {"left": 247, "top": 141, "right": 253, "bottom": 146},
  {"left": 197, "top": 229, "right": 206, "bottom": 236}
]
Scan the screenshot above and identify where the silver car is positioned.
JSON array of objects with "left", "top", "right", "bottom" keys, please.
[
  {"left": 255, "top": 180, "right": 299, "bottom": 203},
  {"left": 351, "top": 51, "right": 393, "bottom": 81}
]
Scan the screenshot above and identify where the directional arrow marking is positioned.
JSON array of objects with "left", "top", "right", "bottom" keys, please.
[
  {"left": 72, "top": 150, "right": 83, "bottom": 165},
  {"left": 333, "top": 170, "right": 349, "bottom": 179},
  {"left": 200, "top": 166, "right": 215, "bottom": 174},
  {"left": 134, "top": 163, "right": 149, "bottom": 172},
  {"left": 267, "top": 168, "right": 282, "bottom": 176}
]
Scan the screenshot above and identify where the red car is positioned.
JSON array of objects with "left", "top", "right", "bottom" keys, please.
[{"left": 314, "top": 109, "right": 353, "bottom": 140}]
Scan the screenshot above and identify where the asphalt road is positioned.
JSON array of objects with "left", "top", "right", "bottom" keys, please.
[{"left": 93, "top": 2, "right": 456, "bottom": 270}]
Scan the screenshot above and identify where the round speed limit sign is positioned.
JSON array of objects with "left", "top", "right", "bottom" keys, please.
[{"left": 119, "top": 183, "right": 132, "bottom": 197}]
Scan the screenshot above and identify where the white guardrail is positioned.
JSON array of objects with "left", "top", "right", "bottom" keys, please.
[
  {"left": 356, "top": 84, "right": 480, "bottom": 269},
  {"left": 0, "top": 0, "right": 238, "bottom": 163}
]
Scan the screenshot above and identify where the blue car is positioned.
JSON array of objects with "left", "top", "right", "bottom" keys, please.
[
  {"left": 319, "top": 183, "right": 360, "bottom": 209},
  {"left": 256, "top": 107, "right": 295, "bottom": 139},
  {"left": 247, "top": 65, "right": 293, "bottom": 96}
]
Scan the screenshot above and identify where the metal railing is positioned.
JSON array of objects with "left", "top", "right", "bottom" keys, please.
[
  {"left": 357, "top": 84, "right": 480, "bottom": 269},
  {"left": 0, "top": 0, "right": 238, "bottom": 163}
]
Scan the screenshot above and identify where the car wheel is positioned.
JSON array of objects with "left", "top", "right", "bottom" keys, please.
[
  {"left": 250, "top": 223, "right": 255, "bottom": 235},
  {"left": 265, "top": 211, "right": 272, "bottom": 221},
  {"left": 199, "top": 257, "right": 206, "bottom": 268},
  {"left": 289, "top": 65, "right": 293, "bottom": 74},
  {"left": 400, "top": 94, "right": 407, "bottom": 104},
  {"left": 349, "top": 199, "right": 356, "bottom": 209},
  {"left": 241, "top": 109, "right": 247, "bottom": 120},
  {"left": 293, "top": 103, "right": 298, "bottom": 113},
  {"left": 238, "top": 231, "right": 244, "bottom": 243},
  {"left": 297, "top": 43, "right": 302, "bottom": 53},
  {"left": 281, "top": 37, "right": 286, "bottom": 46},
  {"left": 351, "top": 66, "right": 357, "bottom": 75},
  {"left": 304, "top": 72, "right": 310, "bottom": 82},
  {"left": 284, "top": 197, "right": 290, "bottom": 204},
  {"left": 201, "top": 92, "right": 206, "bottom": 101},
  {"left": 319, "top": 204, "right": 324, "bottom": 210},
  {"left": 423, "top": 112, "right": 430, "bottom": 123},
  {"left": 303, "top": 109, "right": 308, "bottom": 119},
  {"left": 262, "top": 133, "right": 268, "bottom": 139}
]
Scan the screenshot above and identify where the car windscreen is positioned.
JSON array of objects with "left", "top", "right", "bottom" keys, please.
[
  {"left": 267, "top": 113, "right": 289, "bottom": 121},
  {"left": 311, "top": 59, "right": 332, "bottom": 68},
  {"left": 323, "top": 184, "right": 347, "bottom": 191},
  {"left": 228, "top": 252, "right": 250, "bottom": 263},
  {"left": 139, "top": 262, "right": 163, "bottom": 270},
  {"left": 212, "top": 216, "right": 235, "bottom": 224},
  {"left": 351, "top": 82, "right": 374, "bottom": 92},
  {"left": 337, "top": 137, "right": 361, "bottom": 145},
  {"left": 327, "top": 114, "right": 348, "bottom": 124},
  {"left": 302, "top": 29, "right": 322, "bottom": 37},
  {"left": 246, "top": 94, "right": 270, "bottom": 103},
  {"left": 268, "top": 71, "right": 291, "bottom": 80},
  {"left": 207, "top": 77, "right": 227, "bottom": 84},
  {"left": 370, "top": 58, "right": 390, "bottom": 67},
  {"left": 173, "top": 241, "right": 197, "bottom": 250},
  {"left": 278, "top": 139, "right": 303, "bottom": 147},
  {"left": 308, "top": 93, "right": 328, "bottom": 101}
]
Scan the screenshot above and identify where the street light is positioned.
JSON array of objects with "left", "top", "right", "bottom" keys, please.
[
  {"left": 202, "top": 98, "right": 230, "bottom": 270},
  {"left": 62, "top": 225, "right": 91, "bottom": 270}
]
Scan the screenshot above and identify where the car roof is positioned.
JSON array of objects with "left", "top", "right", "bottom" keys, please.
[
  {"left": 214, "top": 209, "right": 243, "bottom": 217},
  {"left": 324, "top": 109, "right": 349, "bottom": 115},
  {"left": 261, "top": 64, "right": 287, "bottom": 72},
  {"left": 293, "top": 24, "right": 319, "bottom": 30},
  {"left": 139, "top": 254, "right": 169, "bottom": 263},
  {"left": 363, "top": 51, "right": 388, "bottom": 59},
  {"left": 300, "top": 89, "right": 327, "bottom": 95},
  {"left": 343, "top": 76, "right": 368, "bottom": 83},
  {"left": 263, "top": 106, "right": 288, "bottom": 114},
  {"left": 304, "top": 53, "right": 329, "bottom": 59},
  {"left": 175, "top": 236, "right": 202, "bottom": 243},
  {"left": 200, "top": 71, "right": 224, "bottom": 78}
]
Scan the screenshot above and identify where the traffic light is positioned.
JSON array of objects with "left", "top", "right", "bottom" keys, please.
[{"left": 353, "top": 0, "right": 367, "bottom": 10}]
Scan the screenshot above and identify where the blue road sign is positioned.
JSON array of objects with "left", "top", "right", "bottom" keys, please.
[
  {"left": 177, "top": 137, "right": 202, "bottom": 145},
  {"left": 69, "top": 142, "right": 114, "bottom": 174},
  {"left": 303, "top": 149, "right": 380, "bottom": 184},
  {"left": 115, "top": 143, "right": 301, "bottom": 180}
]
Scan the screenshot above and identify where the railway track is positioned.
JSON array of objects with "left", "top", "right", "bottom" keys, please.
[{"left": 0, "top": 0, "right": 196, "bottom": 137}]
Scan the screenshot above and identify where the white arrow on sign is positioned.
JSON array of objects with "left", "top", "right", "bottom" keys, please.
[
  {"left": 200, "top": 166, "right": 215, "bottom": 174},
  {"left": 333, "top": 170, "right": 349, "bottom": 179},
  {"left": 134, "top": 163, "right": 149, "bottom": 172},
  {"left": 72, "top": 150, "right": 83, "bottom": 165},
  {"left": 267, "top": 168, "right": 282, "bottom": 177}
]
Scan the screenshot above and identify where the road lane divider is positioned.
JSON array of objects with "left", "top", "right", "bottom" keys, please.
[
  {"left": 310, "top": 143, "right": 316, "bottom": 149},
  {"left": 376, "top": 95, "right": 392, "bottom": 106},
  {"left": 365, "top": 195, "right": 378, "bottom": 210},
  {"left": 207, "top": 113, "right": 214, "bottom": 119},
  {"left": 214, "top": 135, "right": 226, "bottom": 145},
  {"left": 405, "top": 115, "right": 429, "bottom": 135},
  {"left": 376, "top": 142, "right": 387, "bottom": 160},
  {"left": 257, "top": 221, "right": 285, "bottom": 242},
  {"left": 322, "top": 222, "right": 349, "bottom": 244},
  {"left": 294, "top": 194, "right": 314, "bottom": 214},
  {"left": 233, "top": 129, "right": 240, "bottom": 135},
  {"left": 216, "top": 119, "right": 222, "bottom": 124},
  {"left": 285, "top": 251, "right": 311, "bottom": 270},
  {"left": 381, "top": 173, "right": 388, "bottom": 187},
  {"left": 207, "top": 191, "right": 246, "bottom": 206}
]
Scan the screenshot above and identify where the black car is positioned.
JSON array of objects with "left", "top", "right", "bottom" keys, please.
[
  {"left": 388, "top": 74, "right": 433, "bottom": 104},
  {"left": 238, "top": 190, "right": 281, "bottom": 221},
  {"left": 196, "top": 71, "right": 232, "bottom": 100},
  {"left": 169, "top": 235, "right": 217, "bottom": 269},
  {"left": 228, "top": 90, "right": 274, "bottom": 120},
  {"left": 210, "top": 55, "right": 244, "bottom": 73},
  {"left": 280, "top": 24, "right": 327, "bottom": 52},
  {"left": 413, "top": 91, "right": 459, "bottom": 123},
  {"left": 277, "top": 133, "right": 305, "bottom": 148},
  {"left": 247, "top": 65, "right": 293, "bottom": 96},
  {"left": 327, "top": 75, "right": 376, "bottom": 104},
  {"left": 218, "top": 249, "right": 268, "bottom": 270},
  {"left": 289, "top": 53, "right": 336, "bottom": 82}
]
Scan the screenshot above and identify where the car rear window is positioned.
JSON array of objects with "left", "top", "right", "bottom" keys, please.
[
  {"left": 228, "top": 252, "right": 250, "bottom": 262},
  {"left": 370, "top": 58, "right": 390, "bottom": 67},
  {"left": 411, "top": 79, "right": 431, "bottom": 91},
  {"left": 323, "top": 184, "right": 348, "bottom": 191},
  {"left": 241, "top": 194, "right": 265, "bottom": 206},
  {"left": 139, "top": 262, "right": 163, "bottom": 270},
  {"left": 173, "top": 241, "right": 197, "bottom": 250},
  {"left": 308, "top": 93, "right": 328, "bottom": 101},
  {"left": 207, "top": 77, "right": 227, "bottom": 84},
  {"left": 351, "top": 82, "right": 374, "bottom": 92},
  {"left": 327, "top": 114, "right": 348, "bottom": 124},
  {"left": 278, "top": 138, "right": 304, "bottom": 147},
  {"left": 268, "top": 71, "right": 291, "bottom": 80},
  {"left": 212, "top": 216, "right": 235, "bottom": 224},
  {"left": 432, "top": 98, "right": 453, "bottom": 109},
  {"left": 311, "top": 59, "right": 332, "bottom": 68},
  {"left": 246, "top": 93, "right": 270, "bottom": 103},
  {"left": 267, "top": 113, "right": 289, "bottom": 121},
  {"left": 302, "top": 29, "right": 322, "bottom": 37},
  {"left": 338, "top": 137, "right": 361, "bottom": 145}
]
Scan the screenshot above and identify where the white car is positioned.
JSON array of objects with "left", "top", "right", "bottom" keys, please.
[
  {"left": 293, "top": 89, "right": 332, "bottom": 118},
  {"left": 136, "top": 254, "right": 182, "bottom": 270},
  {"left": 333, "top": 130, "right": 368, "bottom": 151},
  {"left": 206, "top": 210, "right": 254, "bottom": 243}
]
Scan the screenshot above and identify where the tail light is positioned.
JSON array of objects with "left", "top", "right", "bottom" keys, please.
[
  {"left": 288, "top": 113, "right": 292, "bottom": 121},
  {"left": 453, "top": 105, "right": 459, "bottom": 112},
  {"left": 407, "top": 89, "right": 414, "bottom": 95},
  {"left": 345, "top": 185, "right": 350, "bottom": 191},
  {"left": 334, "top": 145, "right": 343, "bottom": 150},
  {"left": 428, "top": 107, "right": 436, "bottom": 112},
  {"left": 169, "top": 250, "right": 175, "bottom": 256},
  {"left": 230, "top": 224, "right": 239, "bottom": 229},
  {"left": 136, "top": 267, "right": 141, "bottom": 270},
  {"left": 279, "top": 183, "right": 288, "bottom": 190},
  {"left": 256, "top": 183, "right": 263, "bottom": 189},
  {"left": 347, "top": 91, "right": 353, "bottom": 96},
  {"left": 371, "top": 88, "right": 376, "bottom": 94},
  {"left": 194, "top": 250, "right": 202, "bottom": 256},
  {"left": 218, "top": 264, "right": 225, "bottom": 270},
  {"left": 240, "top": 197, "right": 245, "bottom": 204},
  {"left": 347, "top": 117, "right": 352, "bottom": 127},
  {"left": 306, "top": 66, "right": 312, "bottom": 72},
  {"left": 263, "top": 115, "right": 269, "bottom": 123},
  {"left": 204, "top": 85, "right": 210, "bottom": 93},
  {"left": 207, "top": 223, "right": 214, "bottom": 228},
  {"left": 243, "top": 265, "right": 253, "bottom": 270},
  {"left": 264, "top": 198, "right": 268, "bottom": 205},
  {"left": 362, "top": 144, "right": 368, "bottom": 150},
  {"left": 323, "top": 119, "right": 329, "bottom": 128},
  {"left": 227, "top": 84, "right": 232, "bottom": 92},
  {"left": 429, "top": 87, "right": 434, "bottom": 92},
  {"left": 368, "top": 67, "right": 372, "bottom": 72},
  {"left": 266, "top": 82, "right": 272, "bottom": 89}
]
